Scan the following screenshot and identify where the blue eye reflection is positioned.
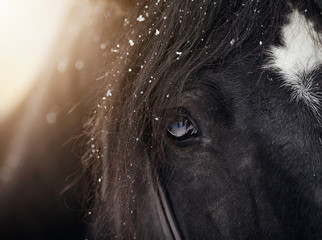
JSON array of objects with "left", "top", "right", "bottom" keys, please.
[{"left": 167, "top": 117, "right": 198, "bottom": 140}]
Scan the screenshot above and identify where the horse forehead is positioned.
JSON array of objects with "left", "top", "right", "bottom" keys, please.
[
  {"left": 264, "top": 10, "right": 322, "bottom": 112},
  {"left": 266, "top": 10, "right": 322, "bottom": 76}
]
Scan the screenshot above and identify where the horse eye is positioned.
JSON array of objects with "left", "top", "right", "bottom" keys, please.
[{"left": 167, "top": 116, "right": 198, "bottom": 140}]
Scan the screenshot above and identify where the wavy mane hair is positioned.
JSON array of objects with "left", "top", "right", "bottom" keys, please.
[{"left": 82, "top": 0, "right": 319, "bottom": 238}]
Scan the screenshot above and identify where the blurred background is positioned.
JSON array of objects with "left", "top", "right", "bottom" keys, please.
[
  {"left": 0, "top": 0, "right": 75, "bottom": 122},
  {"left": 0, "top": 1, "right": 120, "bottom": 237}
]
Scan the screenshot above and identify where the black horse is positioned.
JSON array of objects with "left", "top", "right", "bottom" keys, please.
[{"left": 1, "top": 0, "right": 322, "bottom": 239}]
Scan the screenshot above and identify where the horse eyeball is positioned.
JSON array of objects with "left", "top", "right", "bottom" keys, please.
[{"left": 167, "top": 117, "right": 198, "bottom": 140}]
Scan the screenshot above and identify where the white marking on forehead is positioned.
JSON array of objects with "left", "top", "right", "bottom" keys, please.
[{"left": 265, "top": 10, "right": 322, "bottom": 113}]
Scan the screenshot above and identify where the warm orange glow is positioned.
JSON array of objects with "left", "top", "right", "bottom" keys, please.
[{"left": 0, "top": 0, "right": 75, "bottom": 121}]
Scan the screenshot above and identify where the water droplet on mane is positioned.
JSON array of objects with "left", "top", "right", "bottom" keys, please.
[
  {"left": 124, "top": 18, "right": 130, "bottom": 26},
  {"left": 106, "top": 90, "right": 112, "bottom": 97},
  {"left": 137, "top": 15, "right": 145, "bottom": 22}
]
